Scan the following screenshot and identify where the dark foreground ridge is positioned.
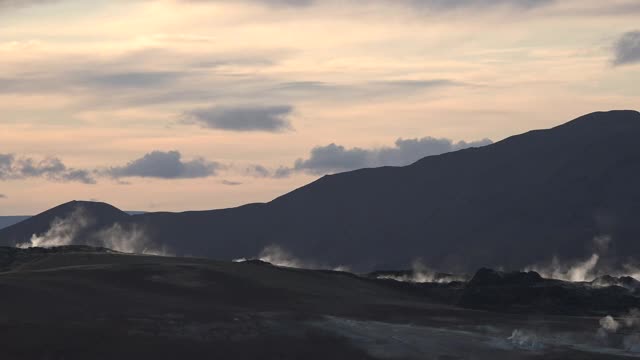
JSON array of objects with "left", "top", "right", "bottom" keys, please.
[
  {"left": 1, "top": 247, "right": 639, "bottom": 359},
  {"left": 3, "top": 110, "right": 640, "bottom": 272},
  {"left": 460, "top": 268, "right": 640, "bottom": 315}
]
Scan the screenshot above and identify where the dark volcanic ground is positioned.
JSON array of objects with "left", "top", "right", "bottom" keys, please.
[{"left": 1, "top": 247, "right": 639, "bottom": 359}]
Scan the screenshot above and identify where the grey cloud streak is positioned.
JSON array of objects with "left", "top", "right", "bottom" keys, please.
[
  {"left": 250, "top": 136, "right": 493, "bottom": 177},
  {"left": 0, "top": 150, "right": 225, "bottom": 184},
  {"left": 184, "top": 105, "right": 294, "bottom": 132},
  {"left": 613, "top": 31, "right": 640, "bottom": 66},
  {"left": 105, "top": 151, "right": 222, "bottom": 179},
  {"left": 0, "top": 153, "right": 95, "bottom": 184}
]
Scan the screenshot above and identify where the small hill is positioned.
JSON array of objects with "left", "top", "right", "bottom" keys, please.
[{"left": 0, "top": 200, "right": 130, "bottom": 247}]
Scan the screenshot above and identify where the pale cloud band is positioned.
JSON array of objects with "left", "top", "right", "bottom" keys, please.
[{"left": 183, "top": 0, "right": 553, "bottom": 10}]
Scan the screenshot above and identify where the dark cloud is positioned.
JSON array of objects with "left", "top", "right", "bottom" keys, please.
[
  {"left": 613, "top": 31, "right": 640, "bottom": 66},
  {"left": 251, "top": 136, "right": 492, "bottom": 177},
  {"left": 0, "top": 153, "right": 95, "bottom": 184},
  {"left": 106, "top": 151, "right": 221, "bottom": 179},
  {"left": 184, "top": 105, "right": 293, "bottom": 132}
]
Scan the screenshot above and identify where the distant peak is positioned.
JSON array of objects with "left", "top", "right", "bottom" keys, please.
[
  {"left": 62, "top": 200, "right": 112, "bottom": 207},
  {"left": 556, "top": 110, "right": 640, "bottom": 130},
  {"left": 39, "top": 200, "right": 129, "bottom": 218}
]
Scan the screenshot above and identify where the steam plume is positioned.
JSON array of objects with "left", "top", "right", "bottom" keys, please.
[
  {"left": 16, "top": 206, "right": 169, "bottom": 255},
  {"left": 597, "top": 309, "right": 640, "bottom": 353},
  {"left": 507, "top": 329, "right": 544, "bottom": 351},
  {"left": 376, "top": 259, "right": 466, "bottom": 283},
  {"left": 525, "top": 235, "right": 612, "bottom": 282},
  {"left": 17, "top": 207, "right": 91, "bottom": 248},
  {"left": 236, "top": 244, "right": 350, "bottom": 271}
]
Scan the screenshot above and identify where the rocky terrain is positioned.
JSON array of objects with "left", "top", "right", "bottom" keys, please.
[{"left": 1, "top": 246, "right": 640, "bottom": 359}]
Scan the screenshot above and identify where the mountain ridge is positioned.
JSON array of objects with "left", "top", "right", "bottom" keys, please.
[{"left": 2, "top": 110, "right": 640, "bottom": 272}]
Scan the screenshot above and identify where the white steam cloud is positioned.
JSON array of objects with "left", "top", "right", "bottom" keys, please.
[
  {"left": 235, "top": 244, "right": 350, "bottom": 271},
  {"left": 95, "top": 223, "right": 170, "bottom": 256},
  {"left": 507, "top": 329, "right": 544, "bottom": 351},
  {"left": 524, "top": 235, "right": 617, "bottom": 282},
  {"left": 526, "top": 254, "right": 600, "bottom": 282},
  {"left": 597, "top": 309, "right": 640, "bottom": 353},
  {"left": 599, "top": 316, "right": 620, "bottom": 334},
  {"left": 258, "top": 244, "right": 307, "bottom": 268},
  {"left": 19, "top": 207, "right": 92, "bottom": 248},
  {"left": 376, "top": 259, "right": 466, "bottom": 283},
  {"left": 16, "top": 206, "right": 169, "bottom": 255}
]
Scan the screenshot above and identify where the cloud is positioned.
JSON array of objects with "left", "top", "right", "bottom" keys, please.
[
  {"left": 0, "top": 70, "right": 189, "bottom": 95},
  {"left": 221, "top": 180, "right": 242, "bottom": 186},
  {"left": 184, "top": 0, "right": 553, "bottom": 10},
  {"left": 0, "top": 194, "right": 6, "bottom": 199},
  {"left": 246, "top": 164, "right": 272, "bottom": 178},
  {"left": 0, "top": 0, "right": 57, "bottom": 10},
  {"left": 271, "top": 79, "right": 461, "bottom": 101},
  {"left": 184, "top": 105, "right": 294, "bottom": 132},
  {"left": 79, "top": 71, "right": 184, "bottom": 89},
  {"left": 613, "top": 31, "right": 640, "bottom": 66},
  {"left": 250, "top": 136, "right": 492, "bottom": 177},
  {"left": 246, "top": 164, "right": 291, "bottom": 178},
  {"left": 240, "top": 0, "right": 314, "bottom": 6},
  {"left": 181, "top": 0, "right": 313, "bottom": 7},
  {"left": 403, "top": 0, "right": 553, "bottom": 10},
  {"left": 105, "top": 151, "right": 221, "bottom": 179},
  {"left": 292, "top": 136, "right": 493, "bottom": 175},
  {"left": 0, "top": 153, "right": 95, "bottom": 184}
]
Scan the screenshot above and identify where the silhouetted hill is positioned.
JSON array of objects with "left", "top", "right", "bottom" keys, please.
[
  {"left": 2, "top": 110, "right": 640, "bottom": 272},
  {"left": 0, "top": 201, "right": 129, "bottom": 247},
  {"left": 0, "top": 216, "right": 30, "bottom": 230}
]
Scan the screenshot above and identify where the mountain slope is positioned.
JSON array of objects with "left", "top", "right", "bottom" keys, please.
[
  {"left": 0, "top": 216, "right": 30, "bottom": 230},
  {"left": 2, "top": 110, "right": 640, "bottom": 272}
]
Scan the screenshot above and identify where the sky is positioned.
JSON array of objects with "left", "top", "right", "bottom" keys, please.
[{"left": 0, "top": 0, "right": 639, "bottom": 215}]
